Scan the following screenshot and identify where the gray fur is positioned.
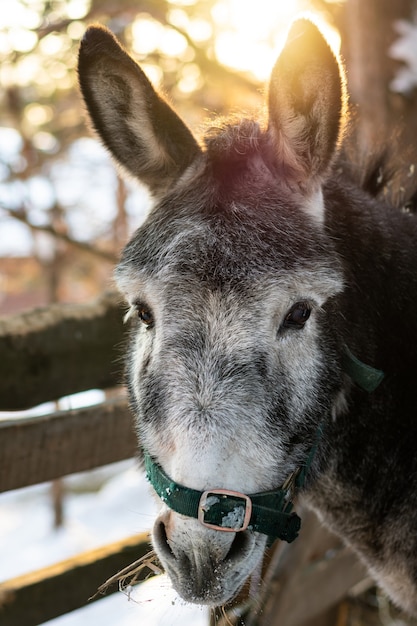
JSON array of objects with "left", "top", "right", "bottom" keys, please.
[{"left": 79, "top": 19, "right": 417, "bottom": 611}]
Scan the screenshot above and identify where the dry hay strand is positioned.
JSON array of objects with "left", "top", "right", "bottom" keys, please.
[{"left": 89, "top": 549, "right": 163, "bottom": 601}]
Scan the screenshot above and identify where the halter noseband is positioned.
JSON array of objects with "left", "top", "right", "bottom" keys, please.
[{"left": 144, "top": 422, "right": 322, "bottom": 544}]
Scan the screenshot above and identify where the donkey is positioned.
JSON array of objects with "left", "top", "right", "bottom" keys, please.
[{"left": 78, "top": 19, "right": 417, "bottom": 612}]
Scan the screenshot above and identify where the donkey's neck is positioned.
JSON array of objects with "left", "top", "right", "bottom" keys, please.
[
  {"left": 311, "top": 176, "right": 417, "bottom": 541},
  {"left": 325, "top": 178, "right": 417, "bottom": 373}
]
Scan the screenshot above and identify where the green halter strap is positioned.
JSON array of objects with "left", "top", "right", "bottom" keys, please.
[
  {"left": 144, "top": 347, "right": 383, "bottom": 543},
  {"left": 145, "top": 452, "right": 302, "bottom": 543},
  {"left": 342, "top": 345, "right": 384, "bottom": 393},
  {"left": 144, "top": 423, "right": 322, "bottom": 545}
]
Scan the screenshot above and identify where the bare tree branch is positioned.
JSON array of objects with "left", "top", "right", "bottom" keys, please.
[
  {"left": 166, "top": 21, "right": 260, "bottom": 93},
  {"left": 1, "top": 206, "right": 118, "bottom": 263}
]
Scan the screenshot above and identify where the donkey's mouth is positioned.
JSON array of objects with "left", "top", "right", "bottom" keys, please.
[{"left": 153, "top": 511, "right": 267, "bottom": 605}]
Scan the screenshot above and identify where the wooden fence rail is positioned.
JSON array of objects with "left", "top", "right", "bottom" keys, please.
[
  {"left": 0, "top": 533, "right": 152, "bottom": 626},
  {"left": 0, "top": 295, "right": 371, "bottom": 626},
  {"left": 0, "top": 291, "right": 125, "bottom": 410},
  {"left": 0, "top": 399, "right": 135, "bottom": 493}
]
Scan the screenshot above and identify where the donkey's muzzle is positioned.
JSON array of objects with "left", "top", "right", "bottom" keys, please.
[{"left": 153, "top": 510, "right": 266, "bottom": 605}]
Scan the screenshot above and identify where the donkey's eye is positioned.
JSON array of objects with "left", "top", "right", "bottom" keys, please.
[
  {"left": 283, "top": 302, "right": 311, "bottom": 330},
  {"left": 136, "top": 304, "right": 154, "bottom": 328}
]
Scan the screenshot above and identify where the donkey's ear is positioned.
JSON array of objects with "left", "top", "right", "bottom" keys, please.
[
  {"left": 268, "top": 19, "right": 346, "bottom": 189},
  {"left": 78, "top": 25, "right": 201, "bottom": 197}
]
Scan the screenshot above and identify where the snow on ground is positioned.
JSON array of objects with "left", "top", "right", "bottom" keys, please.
[
  {"left": 0, "top": 459, "right": 209, "bottom": 625},
  {"left": 44, "top": 574, "right": 209, "bottom": 626}
]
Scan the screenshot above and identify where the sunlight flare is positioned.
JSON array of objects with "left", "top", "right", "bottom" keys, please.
[
  {"left": 212, "top": 1, "right": 341, "bottom": 81},
  {"left": 212, "top": 0, "right": 304, "bottom": 80},
  {"left": 130, "top": 1, "right": 340, "bottom": 85}
]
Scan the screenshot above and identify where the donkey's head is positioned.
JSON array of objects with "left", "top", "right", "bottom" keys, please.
[{"left": 79, "top": 19, "right": 347, "bottom": 605}]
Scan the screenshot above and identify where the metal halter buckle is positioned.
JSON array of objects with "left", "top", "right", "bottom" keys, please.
[{"left": 198, "top": 489, "right": 252, "bottom": 532}]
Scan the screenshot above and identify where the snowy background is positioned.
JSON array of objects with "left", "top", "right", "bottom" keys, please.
[
  {"left": 0, "top": 410, "right": 209, "bottom": 625},
  {"left": 0, "top": 122, "right": 209, "bottom": 626}
]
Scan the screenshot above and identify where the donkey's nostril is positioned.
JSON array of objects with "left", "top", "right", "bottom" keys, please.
[
  {"left": 225, "top": 531, "right": 251, "bottom": 564},
  {"left": 155, "top": 519, "right": 176, "bottom": 559}
]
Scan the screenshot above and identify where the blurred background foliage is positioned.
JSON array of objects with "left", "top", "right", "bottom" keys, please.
[{"left": 0, "top": 0, "right": 417, "bottom": 314}]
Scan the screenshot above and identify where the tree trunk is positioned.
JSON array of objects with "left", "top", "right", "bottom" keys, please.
[{"left": 340, "top": 0, "right": 417, "bottom": 157}]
